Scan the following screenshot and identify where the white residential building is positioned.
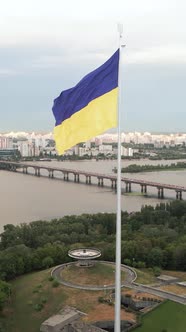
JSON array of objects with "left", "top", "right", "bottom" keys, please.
[
  {"left": 99, "top": 144, "right": 113, "bottom": 154},
  {"left": 121, "top": 146, "right": 134, "bottom": 157},
  {"left": 0, "top": 137, "right": 13, "bottom": 149}
]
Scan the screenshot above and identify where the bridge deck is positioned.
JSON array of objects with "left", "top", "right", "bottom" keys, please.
[{"left": 0, "top": 160, "right": 186, "bottom": 192}]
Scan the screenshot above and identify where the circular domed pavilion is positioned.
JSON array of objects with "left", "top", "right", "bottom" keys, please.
[{"left": 68, "top": 248, "right": 101, "bottom": 267}]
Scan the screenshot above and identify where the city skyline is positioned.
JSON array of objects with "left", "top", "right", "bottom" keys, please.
[{"left": 0, "top": 1, "right": 186, "bottom": 132}]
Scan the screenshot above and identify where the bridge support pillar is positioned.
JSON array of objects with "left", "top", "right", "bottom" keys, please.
[
  {"left": 160, "top": 188, "right": 164, "bottom": 199},
  {"left": 64, "top": 173, "right": 68, "bottom": 181},
  {"left": 111, "top": 180, "right": 117, "bottom": 189},
  {"left": 126, "top": 183, "right": 129, "bottom": 193},
  {"left": 176, "top": 191, "right": 182, "bottom": 200},
  {"left": 23, "top": 167, "right": 27, "bottom": 174},
  {"left": 101, "top": 178, "right": 104, "bottom": 186},
  {"left": 88, "top": 176, "right": 91, "bottom": 184},
  {"left": 158, "top": 188, "right": 164, "bottom": 199},
  {"left": 144, "top": 185, "right": 147, "bottom": 193},
  {"left": 86, "top": 176, "right": 88, "bottom": 184},
  {"left": 75, "top": 174, "right": 79, "bottom": 182},
  {"left": 49, "top": 170, "right": 53, "bottom": 178},
  {"left": 98, "top": 178, "right": 100, "bottom": 186},
  {"left": 141, "top": 185, "right": 144, "bottom": 193},
  {"left": 125, "top": 182, "right": 131, "bottom": 192}
]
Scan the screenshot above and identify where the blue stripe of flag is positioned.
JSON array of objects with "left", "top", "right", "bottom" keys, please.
[{"left": 52, "top": 49, "right": 119, "bottom": 126}]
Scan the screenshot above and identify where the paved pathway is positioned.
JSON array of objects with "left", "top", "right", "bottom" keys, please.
[
  {"left": 52, "top": 261, "right": 136, "bottom": 290},
  {"left": 128, "top": 283, "right": 186, "bottom": 305},
  {"left": 51, "top": 261, "right": 186, "bottom": 305}
]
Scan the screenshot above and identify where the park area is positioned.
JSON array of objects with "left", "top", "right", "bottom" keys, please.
[
  {"left": 1, "top": 265, "right": 186, "bottom": 332},
  {"left": 60, "top": 262, "right": 126, "bottom": 286},
  {"left": 134, "top": 300, "right": 186, "bottom": 332},
  {"left": 0, "top": 268, "right": 135, "bottom": 332}
]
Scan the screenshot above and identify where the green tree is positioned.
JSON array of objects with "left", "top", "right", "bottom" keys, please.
[
  {"left": 148, "top": 248, "right": 163, "bottom": 267},
  {"left": 42, "top": 256, "right": 54, "bottom": 269},
  {"left": 0, "top": 280, "right": 11, "bottom": 311}
]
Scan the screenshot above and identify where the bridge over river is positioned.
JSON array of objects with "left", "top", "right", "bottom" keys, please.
[{"left": 0, "top": 160, "right": 185, "bottom": 200}]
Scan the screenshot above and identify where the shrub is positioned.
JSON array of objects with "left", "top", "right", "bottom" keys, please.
[
  {"left": 41, "top": 297, "right": 47, "bottom": 304},
  {"left": 42, "top": 256, "right": 54, "bottom": 269},
  {"left": 52, "top": 280, "right": 59, "bottom": 288},
  {"left": 48, "top": 276, "right": 54, "bottom": 282},
  {"left": 36, "top": 284, "right": 42, "bottom": 289},
  {"left": 153, "top": 266, "right": 161, "bottom": 277},
  {"left": 32, "top": 289, "right": 39, "bottom": 294},
  {"left": 33, "top": 303, "right": 44, "bottom": 311},
  {"left": 98, "top": 296, "right": 104, "bottom": 303},
  {"left": 136, "top": 261, "right": 146, "bottom": 269}
]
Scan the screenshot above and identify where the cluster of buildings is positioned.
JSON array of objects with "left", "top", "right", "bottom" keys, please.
[
  {"left": 0, "top": 131, "right": 186, "bottom": 159},
  {"left": 0, "top": 132, "right": 53, "bottom": 158},
  {"left": 126, "top": 132, "right": 186, "bottom": 147},
  {"left": 74, "top": 141, "right": 134, "bottom": 158}
]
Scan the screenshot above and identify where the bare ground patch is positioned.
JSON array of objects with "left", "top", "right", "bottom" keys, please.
[
  {"left": 61, "top": 262, "right": 125, "bottom": 286},
  {"left": 159, "top": 284, "right": 186, "bottom": 295},
  {"left": 84, "top": 303, "right": 136, "bottom": 323}
]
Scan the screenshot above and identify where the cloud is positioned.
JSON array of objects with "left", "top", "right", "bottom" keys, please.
[
  {"left": 124, "top": 45, "right": 186, "bottom": 65},
  {"left": 0, "top": 69, "right": 17, "bottom": 76},
  {"left": 30, "top": 51, "right": 112, "bottom": 70}
]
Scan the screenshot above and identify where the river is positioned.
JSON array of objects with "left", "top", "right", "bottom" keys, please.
[{"left": 0, "top": 159, "right": 186, "bottom": 232}]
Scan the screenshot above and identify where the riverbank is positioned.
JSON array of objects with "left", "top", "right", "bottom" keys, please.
[{"left": 113, "top": 162, "right": 186, "bottom": 173}]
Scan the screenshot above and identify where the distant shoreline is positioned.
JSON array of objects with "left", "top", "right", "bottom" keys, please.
[{"left": 113, "top": 162, "right": 186, "bottom": 174}]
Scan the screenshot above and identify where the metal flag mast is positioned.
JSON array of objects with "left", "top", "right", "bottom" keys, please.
[{"left": 114, "top": 23, "right": 125, "bottom": 332}]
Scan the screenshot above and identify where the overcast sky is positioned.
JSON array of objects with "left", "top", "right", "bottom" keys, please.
[{"left": 0, "top": 0, "right": 186, "bottom": 133}]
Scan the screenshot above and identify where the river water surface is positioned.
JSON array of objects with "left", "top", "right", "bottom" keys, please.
[{"left": 1, "top": 159, "right": 186, "bottom": 232}]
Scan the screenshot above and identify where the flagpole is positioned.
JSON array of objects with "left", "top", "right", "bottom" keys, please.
[{"left": 115, "top": 23, "right": 124, "bottom": 332}]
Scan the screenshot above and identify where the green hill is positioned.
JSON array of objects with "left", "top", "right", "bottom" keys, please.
[{"left": 0, "top": 268, "right": 104, "bottom": 332}]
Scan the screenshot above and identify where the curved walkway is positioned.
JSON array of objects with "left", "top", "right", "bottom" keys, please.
[
  {"left": 51, "top": 261, "right": 186, "bottom": 304},
  {"left": 51, "top": 260, "right": 137, "bottom": 291}
]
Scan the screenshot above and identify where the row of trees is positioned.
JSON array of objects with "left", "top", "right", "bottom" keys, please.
[
  {"left": 120, "top": 162, "right": 186, "bottom": 173},
  {"left": 0, "top": 200, "right": 186, "bottom": 282}
]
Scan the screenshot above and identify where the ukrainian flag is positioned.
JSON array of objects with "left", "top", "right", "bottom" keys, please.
[{"left": 52, "top": 49, "right": 119, "bottom": 155}]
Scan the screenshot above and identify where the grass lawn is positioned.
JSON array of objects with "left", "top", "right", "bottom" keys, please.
[
  {"left": 0, "top": 268, "right": 133, "bottom": 332},
  {"left": 161, "top": 270, "right": 186, "bottom": 281},
  {"left": 159, "top": 284, "right": 186, "bottom": 296},
  {"left": 0, "top": 269, "right": 69, "bottom": 332},
  {"left": 61, "top": 262, "right": 125, "bottom": 286},
  {"left": 134, "top": 300, "right": 186, "bottom": 332},
  {"left": 134, "top": 268, "right": 157, "bottom": 285}
]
